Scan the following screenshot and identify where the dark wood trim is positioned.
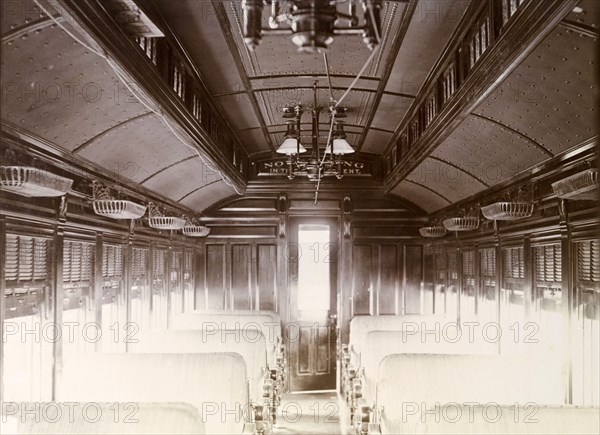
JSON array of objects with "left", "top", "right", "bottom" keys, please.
[
  {"left": 59, "top": 0, "right": 246, "bottom": 192},
  {"left": 72, "top": 112, "right": 154, "bottom": 154},
  {"left": 93, "top": 234, "right": 104, "bottom": 352},
  {"left": 355, "top": 0, "right": 418, "bottom": 151},
  {"left": 470, "top": 113, "right": 554, "bottom": 157},
  {"left": 384, "top": 0, "right": 580, "bottom": 192},
  {"left": 428, "top": 155, "right": 491, "bottom": 187},
  {"left": 558, "top": 19, "right": 599, "bottom": 38},
  {"left": 249, "top": 73, "right": 381, "bottom": 83},
  {"left": 0, "top": 217, "right": 5, "bottom": 404},
  {"left": 211, "top": 0, "right": 276, "bottom": 153},
  {"left": 51, "top": 221, "right": 65, "bottom": 400}
]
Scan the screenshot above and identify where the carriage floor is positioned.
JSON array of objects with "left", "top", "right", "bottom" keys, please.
[{"left": 273, "top": 391, "right": 350, "bottom": 434}]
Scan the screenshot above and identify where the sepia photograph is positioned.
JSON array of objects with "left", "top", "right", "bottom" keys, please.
[{"left": 0, "top": 0, "right": 598, "bottom": 434}]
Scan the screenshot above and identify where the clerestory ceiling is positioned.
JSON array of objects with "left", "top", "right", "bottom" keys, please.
[{"left": 1, "top": 0, "right": 598, "bottom": 216}]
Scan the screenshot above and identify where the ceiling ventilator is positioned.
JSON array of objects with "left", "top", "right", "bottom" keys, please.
[{"left": 1, "top": 166, "right": 73, "bottom": 197}]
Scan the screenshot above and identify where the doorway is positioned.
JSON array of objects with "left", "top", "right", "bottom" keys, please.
[{"left": 287, "top": 218, "right": 338, "bottom": 392}]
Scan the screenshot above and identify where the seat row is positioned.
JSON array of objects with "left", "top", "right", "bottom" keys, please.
[
  {"left": 341, "top": 315, "right": 599, "bottom": 435},
  {"left": 2, "top": 309, "right": 284, "bottom": 435}
]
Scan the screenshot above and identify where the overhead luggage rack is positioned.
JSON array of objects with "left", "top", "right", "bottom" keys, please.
[
  {"left": 149, "top": 216, "right": 186, "bottom": 230},
  {"left": 147, "top": 202, "right": 185, "bottom": 230},
  {"left": 182, "top": 224, "right": 210, "bottom": 237},
  {"left": 419, "top": 225, "right": 446, "bottom": 238},
  {"left": 1, "top": 166, "right": 73, "bottom": 197},
  {"left": 481, "top": 202, "right": 534, "bottom": 220},
  {"left": 443, "top": 216, "right": 480, "bottom": 231},
  {"left": 551, "top": 168, "right": 598, "bottom": 200},
  {"left": 92, "top": 181, "right": 147, "bottom": 219}
]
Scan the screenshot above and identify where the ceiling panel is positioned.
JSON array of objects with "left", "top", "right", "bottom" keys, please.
[
  {"left": 214, "top": 93, "right": 261, "bottom": 131},
  {"left": 1, "top": 24, "right": 147, "bottom": 151},
  {"left": 77, "top": 114, "right": 197, "bottom": 183},
  {"left": 405, "top": 157, "right": 487, "bottom": 204},
  {"left": 227, "top": 1, "right": 406, "bottom": 79},
  {"left": 180, "top": 180, "right": 237, "bottom": 213},
  {"left": 361, "top": 129, "right": 394, "bottom": 154},
  {"left": 1, "top": 0, "right": 55, "bottom": 36},
  {"left": 473, "top": 25, "right": 597, "bottom": 155},
  {"left": 431, "top": 115, "right": 552, "bottom": 186},
  {"left": 151, "top": 0, "right": 244, "bottom": 96},
  {"left": 389, "top": 180, "right": 450, "bottom": 213},
  {"left": 141, "top": 157, "right": 222, "bottom": 200},
  {"left": 385, "top": 0, "right": 470, "bottom": 95},
  {"left": 370, "top": 93, "right": 414, "bottom": 131}
]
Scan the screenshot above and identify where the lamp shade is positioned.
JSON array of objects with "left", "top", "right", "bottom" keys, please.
[
  {"left": 276, "top": 138, "right": 307, "bottom": 155},
  {"left": 325, "top": 138, "right": 355, "bottom": 155}
]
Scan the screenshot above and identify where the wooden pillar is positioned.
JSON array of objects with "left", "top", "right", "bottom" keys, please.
[
  {"left": 51, "top": 213, "right": 65, "bottom": 400},
  {"left": 559, "top": 199, "right": 574, "bottom": 404},
  {"left": 0, "top": 216, "right": 6, "bottom": 404},
  {"left": 94, "top": 234, "right": 104, "bottom": 352}
]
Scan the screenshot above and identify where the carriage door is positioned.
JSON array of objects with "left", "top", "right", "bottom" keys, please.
[{"left": 288, "top": 218, "right": 337, "bottom": 391}]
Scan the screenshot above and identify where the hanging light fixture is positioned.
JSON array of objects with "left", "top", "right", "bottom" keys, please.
[
  {"left": 275, "top": 82, "right": 354, "bottom": 188},
  {"left": 241, "top": 0, "right": 382, "bottom": 53}
]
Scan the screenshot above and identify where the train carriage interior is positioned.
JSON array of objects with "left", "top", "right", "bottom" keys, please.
[{"left": 0, "top": 0, "right": 599, "bottom": 434}]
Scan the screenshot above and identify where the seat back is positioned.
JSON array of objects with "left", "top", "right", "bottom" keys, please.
[
  {"left": 359, "top": 329, "right": 497, "bottom": 405},
  {"left": 60, "top": 353, "right": 248, "bottom": 435},
  {"left": 129, "top": 329, "right": 267, "bottom": 402},
  {"left": 1, "top": 402, "right": 204, "bottom": 434},
  {"left": 377, "top": 353, "right": 564, "bottom": 434},
  {"left": 348, "top": 315, "right": 443, "bottom": 366},
  {"left": 172, "top": 313, "right": 280, "bottom": 365},
  {"left": 405, "top": 404, "right": 600, "bottom": 434}
]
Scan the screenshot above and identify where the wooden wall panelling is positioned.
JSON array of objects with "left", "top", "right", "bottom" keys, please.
[
  {"left": 257, "top": 244, "right": 277, "bottom": 311},
  {"left": 404, "top": 245, "right": 423, "bottom": 314},
  {"left": 378, "top": 244, "right": 400, "bottom": 315},
  {"left": 352, "top": 244, "right": 373, "bottom": 316},
  {"left": 195, "top": 241, "right": 206, "bottom": 310},
  {"left": 231, "top": 244, "right": 251, "bottom": 310},
  {"left": 205, "top": 244, "right": 226, "bottom": 310}
]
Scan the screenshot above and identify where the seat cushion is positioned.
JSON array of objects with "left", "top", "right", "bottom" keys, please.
[
  {"left": 2, "top": 402, "right": 204, "bottom": 434},
  {"left": 60, "top": 353, "right": 247, "bottom": 434}
]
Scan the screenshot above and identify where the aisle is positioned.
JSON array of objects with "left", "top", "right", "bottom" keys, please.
[{"left": 272, "top": 391, "right": 350, "bottom": 434}]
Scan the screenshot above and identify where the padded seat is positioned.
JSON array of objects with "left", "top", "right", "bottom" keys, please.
[
  {"left": 357, "top": 329, "right": 497, "bottom": 407},
  {"left": 172, "top": 313, "right": 281, "bottom": 366},
  {"left": 377, "top": 353, "right": 564, "bottom": 434},
  {"left": 1, "top": 402, "right": 204, "bottom": 434},
  {"left": 407, "top": 404, "right": 600, "bottom": 434},
  {"left": 60, "top": 353, "right": 249, "bottom": 435},
  {"left": 348, "top": 315, "right": 444, "bottom": 366},
  {"left": 129, "top": 329, "right": 268, "bottom": 403}
]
